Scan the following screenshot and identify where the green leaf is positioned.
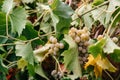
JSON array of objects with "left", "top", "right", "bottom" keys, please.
[
  {"left": 103, "top": 37, "right": 120, "bottom": 54},
  {"left": 0, "top": 55, "right": 8, "bottom": 80},
  {"left": 40, "top": 22, "right": 52, "bottom": 33},
  {"left": 105, "top": 0, "right": 120, "bottom": 25},
  {"left": 52, "top": 0, "right": 73, "bottom": 19},
  {"left": 15, "top": 42, "right": 34, "bottom": 65},
  {"left": 76, "top": 4, "right": 93, "bottom": 29},
  {"left": 92, "top": 0, "right": 104, "bottom": 6},
  {"left": 56, "top": 17, "right": 71, "bottom": 35},
  {"left": 110, "top": 49, "right": 120, "bottom": 62},
  {"left": 62, "top": 35, "right": 82, "bottom": 79},
  {"left": 110, "top": 8, "right": 120, "bottom": 27},
  {"left": 27, "top": 63, "right": 35, "bottom": 76},
  {"left": 22, "top": 22, "right": 44, "bottom": 47},
  {"left": 88, "top": 38, "right": 106, "bottom": 57},
  {"left": 0, "top": 12, "right": 8, "bottom": 43},
  {"left": 51, "top": 12, "right": 59, "bottom": 31},
  {"left": 17, "top": 58, "right": 28, "bottom": 71},
  {"left": 50, "top": 0, "right": 59, "bottom": 10},
  {"left": 91, "top": 6, "right": 107, "bottom": 25},
  {"left": 0, "top": 0, "right": 4, "bottom": 11},
  {"left": 2, "top": 0, "right": 13, "bottom": 13},
  {"left": 10, "top": 7, "right": 27, "bottom": 36},
  {"left": 22, "top": 0, "right": 34, "bottom": 3},
  {"left": 35, "top": 63, "right": 49, "bottom": 80}
]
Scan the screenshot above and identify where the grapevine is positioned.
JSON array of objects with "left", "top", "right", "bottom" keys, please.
[{"left": 0, "top": 0, "right": 120, "bottom": 80}]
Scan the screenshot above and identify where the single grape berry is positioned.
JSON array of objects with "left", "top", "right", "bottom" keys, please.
[
  {"left": 78, "top": 47, "right": 83, "bottom": 51},
  {"left": 71, "top": 27, "right": 77, "bottom": 33},
  {"left": 59, "top": 43, "right": 64, "bottom": 49},
  {"left": 55, "top": 43, "right": 60, "bottom": 48},
  {"left": 76, "top": 30, "right": 82, "bottom": 36},
  {"left": 49, "top": 36, "right": 54, "bottom": 42},
  {"left": 75, "top": 36, "right": 81, "bottom": 43},
  {"left": 54, "top": 47, "right": 59, "bottom": 52},
  {"left": 50, "top": 44, "right": 55, "bottom": 49},
  {"left": 51, "top": 38, "right": 57, "bottom": 44},
  {"left": 97, "top": 35, "right": 103, "bottom": 40},
  {"left": 112, "top": 37, "right": 118, "bottom": 43},
  {"left": 51, "top": 70, "right": 57, "bottom": 76}
]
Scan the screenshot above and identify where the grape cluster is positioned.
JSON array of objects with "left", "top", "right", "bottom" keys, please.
[
  {"left": 48, "top": 36, "right": 64, "bottom": 56},
  {"left": 69, "top": 27, "right": 90, "bottom": 65},
  {"left": 51, "top": 70, "right": 64, "bottom": 80}
]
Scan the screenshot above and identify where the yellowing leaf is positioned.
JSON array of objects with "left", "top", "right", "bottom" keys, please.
[
  {"left": 96, "top": 56, "right": 117, "bottom": 72},
  {"left": 85, "top": 54, "right": 117, "bottom": 78},
  {"left": 17, "top": 58, "right": 28, "bottom": 71},
  {"left": 94, "top": 64, "right": 102, "bottom": 78}
]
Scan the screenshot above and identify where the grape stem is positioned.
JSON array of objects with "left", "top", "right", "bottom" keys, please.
[
  {"left": 74, "top": 1, "right": 109, "bottom": 20},
  {"left": 104, "top": 70, "right": 113, "bottom": 80},
  {"left": 52, "top": 55, "right": 63, "bottom": 73}
]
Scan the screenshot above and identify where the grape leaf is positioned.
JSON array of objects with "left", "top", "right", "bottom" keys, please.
[
  {"left": 88, "top": 38, "right": 106, "bottom": 57},
  {"left": 17, "top": 58, "right": 28, "bottom": 71},
  {"left": 105, "top": 0, "right": 120, "bottom": 25},
  {"left": 50, "top": 12, "right": 59, "bottom": 31},
  {"left": 103, "top": 37, "right": 120, "bottom": 54},
  {"left": 22, "top": 0, "right": 34, "bottom": 3},
  {"left": 62, "top": 35, "right": 82, "bottom": 79},
  {"left": 35, "top": 63, "right": 49, "bottom": 80},
  {"left": 76, "top": 4, "right": 93, "bottom": 29},
  {"left": 15, "top": 42, "right": 34, "bottom": 65},
  {"left": 52, "top": 0, "right": 73, "bottom": 19},
  {"left": 85, "top": 54, "right": 117, "bottom": 78},
  {"left": 2, "top": 0, "right": 13, "bottom": 13},
  {"left": 10, "top": 7, "right": 27, "bottom": 36},
  {"left": 22, "top": 22, "right": 44, "bottom": 47},
  {"left": 92, "top": 0, "right": 104, "bottom": 6},
  {"left": 0, "top": 12, "right": 8, "bottom": 43},
  {"left": 91, "top": 6, "right": 107, "bottom": 26},
  {"left": 110, "top": 9, "right": 120, "bottom": 27},
  {"left": 110, "top": 49, "right": 120, "bottom": 62},
  {"left": 0, "top": 55, "right": 8, "bottom": 80}
]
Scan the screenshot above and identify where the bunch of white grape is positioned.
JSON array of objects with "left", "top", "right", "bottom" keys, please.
[
  {"left": 48, "top": 36, "right": 64, "bottom": 56},
  {"left": 69, "top": 27, "right": 90, "bottom": 65}
]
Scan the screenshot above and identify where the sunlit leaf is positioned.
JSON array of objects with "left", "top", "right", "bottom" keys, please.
[
  {"left": 62, "top": 35, "right": 82, "bottom": 79},
  {"left": 92, "top": 0, "right": 104, "bottom": 6},
  {"left": 15, "top": 42, "right": 34, "bottom": 65},
  {"left": 35, "top": 63, "right": 49, "bottom": 80},
  {"left": 33, "top": 44, "right": 51, "bottom": 62},
  {"left": 22, "top": 0, "right": 34, "bottom": 3},
  {"left": 105, "top": 0, "right": 120, "bottom": 25},
  {"left": 10, "top": 7, "right": 27, "bottom": 36},
  {"left": 85, "top": 54, "right": 117, "bottom": 78},
  {"left": 91, "top": 6, "right": 107, "bottom": 25},
  {"left": 2, "top": 0, "right": 13, "bottom": 13},
  {"left": 17, "top": 58, "right": 28, "bottom": 71},
  {"left": 52, "top": 0, "right": 73, "bottom": 19},
  {"left": 103, "top": 37, "right": 120, "bottom": 54},
  {"left": 88, "top": 38, "right": 106, "bottom": 57}
]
